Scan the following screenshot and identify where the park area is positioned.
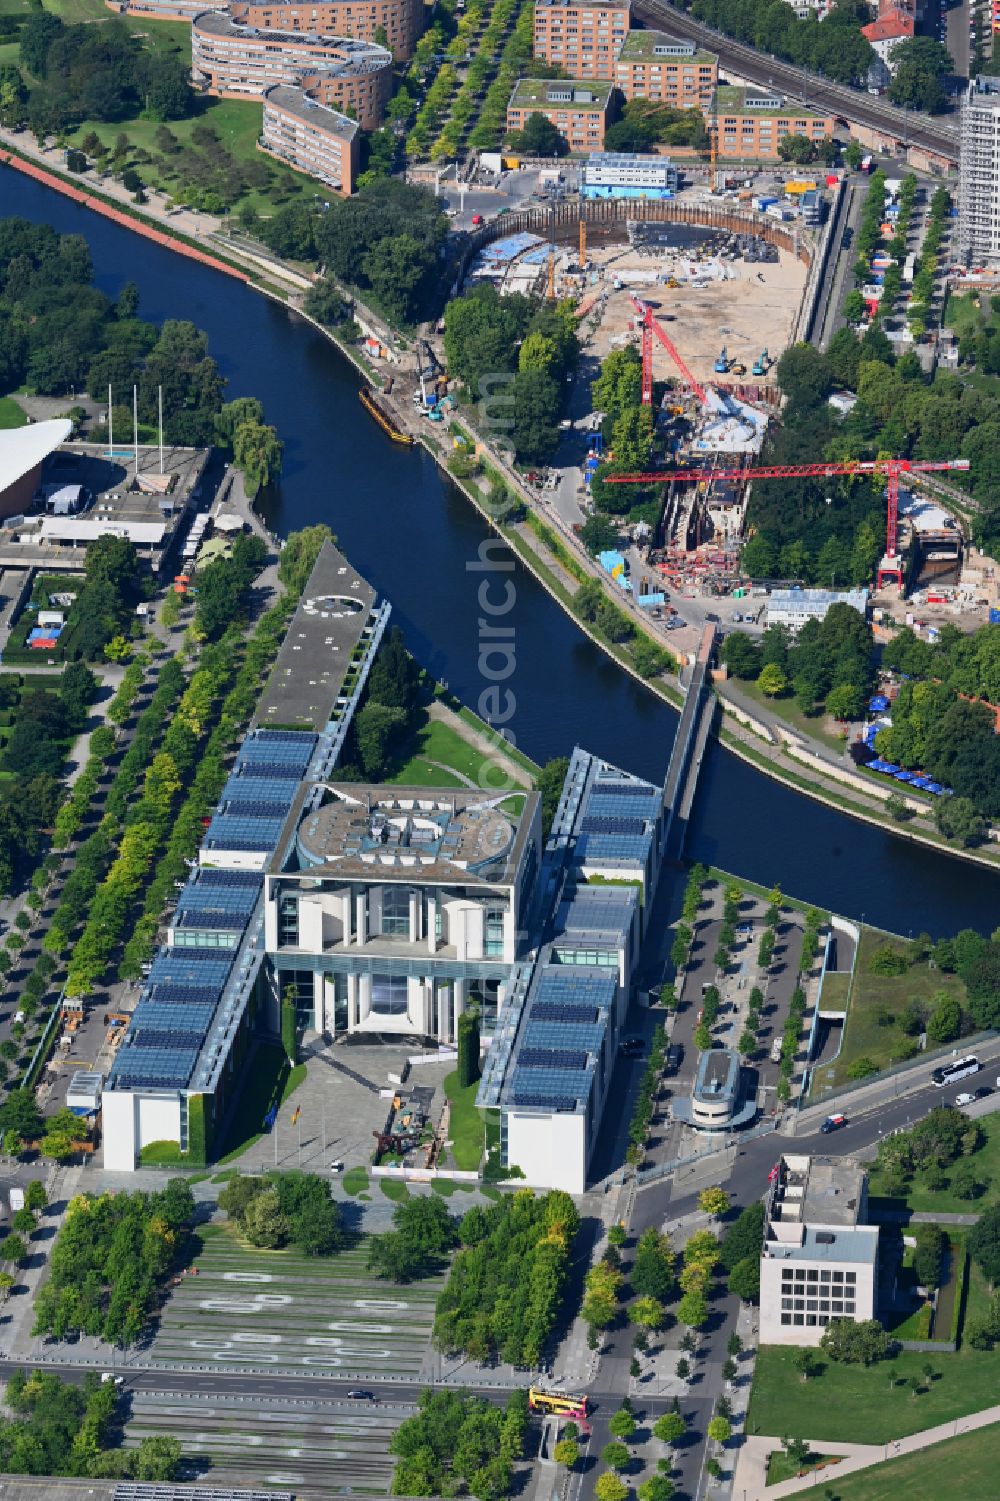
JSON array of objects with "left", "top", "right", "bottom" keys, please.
[
  {"left": 809, "top": 926, "right": 968, "bottom": 1098},
  {"left": 387, "top": 704, "right": 536, "bottom": 792},
  {"left": 748, "top": 1328, "right": 1000, "bottom": 1446},
  {"left": 809, "top": 1422, "right": 1000, "bottom": 1501},
  {"left": 867, "top": 1114, "right": 1000, "bottom": 1217}
]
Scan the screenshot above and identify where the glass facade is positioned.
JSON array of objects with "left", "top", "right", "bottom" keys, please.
[{"left": 372, "top": 973, "right": 408, "bottom": 1015}]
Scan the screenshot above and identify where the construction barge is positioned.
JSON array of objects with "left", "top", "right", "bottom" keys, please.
[{"left": 359, "top": 384, "right": 414, "bottom": 445}]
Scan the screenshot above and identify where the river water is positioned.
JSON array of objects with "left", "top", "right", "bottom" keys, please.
[{"left": 5, "top": 169, "right": 1000, "bottom": 934}]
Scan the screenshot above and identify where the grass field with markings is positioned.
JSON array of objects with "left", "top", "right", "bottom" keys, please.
[{"left": 151, "top": 1223, "right": 443, "bottom": 1378}]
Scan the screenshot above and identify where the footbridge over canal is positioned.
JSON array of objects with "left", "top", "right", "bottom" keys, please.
[{"left": 661, "top": 623, "right": 716, "bottom": 860}]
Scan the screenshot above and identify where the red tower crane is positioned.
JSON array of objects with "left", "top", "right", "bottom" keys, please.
[
  {"left": 607, "top": 457, "right": 971, "bottom": 588},
  {"left": 628, "top": 293, "right": 709, "bottom": 409}
]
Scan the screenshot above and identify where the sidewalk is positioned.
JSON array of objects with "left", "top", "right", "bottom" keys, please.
[{"left": 732, "top": 1404, "right": 1000, "bottom": 1500}]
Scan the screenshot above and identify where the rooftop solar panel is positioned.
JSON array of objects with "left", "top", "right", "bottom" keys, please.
[
  {"left": 195, "top": 869, "right": 264, "bottom": 889},
  {"left": 147, "top": 983, "right": 220, "bottom": 1006},
  {"left": 580, "top": 815, "right": 648, "bottom": 836},
  {"left": 174, "top": 909, "right": 248, "bottom": 930},
  {"left": 519, "top": 1047, "right": 589, "bottom": 1070},
  {"left": 237, "top": 761, "right": 303, "bottom": 781},
  {"left": 531, "top": 1002, "right": 599, "bottom": 1024},
  {"left": 511, "top": 1092, "right": 580, "bottom": 1112},
  {"left": 131, "top": 1028, "right": 205, "bottom": 1050},
  {"left": 222, "top": 800, "right": 292, "bottom": 821}
]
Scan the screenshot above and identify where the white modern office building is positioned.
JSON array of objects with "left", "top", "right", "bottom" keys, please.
[
  {"left": 264, "top": 782, "right": 542, "bottom": 1043},
  {"left": 760, "top": 1154, "right": 879, "bottom": 1345},
  {"left": 102, "top": 541, "right": 392, "bottom": 1171},
  {"left": 959, "top": 76, "right": 1000, "bottom": 262},
  {"left": 477, "top": 747, "right": 662, "bottom": 1193}
]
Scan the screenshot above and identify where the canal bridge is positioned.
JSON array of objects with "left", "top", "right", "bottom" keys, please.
[{"left": 661, "top": 623, "right": 716, "bottom": 860}]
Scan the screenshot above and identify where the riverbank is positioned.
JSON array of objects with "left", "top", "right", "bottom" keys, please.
[{"left": 4, "top": 144, "right": 997, "bottom": 876}]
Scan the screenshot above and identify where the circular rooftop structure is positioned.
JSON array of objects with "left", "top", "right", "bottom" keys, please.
[{"left": 297, "top": 791, "right": 517, "bottom": 876}]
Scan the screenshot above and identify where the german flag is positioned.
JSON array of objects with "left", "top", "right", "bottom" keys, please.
[{"left": 291, "top": 1106, "right": 301, "bottom": 1126}]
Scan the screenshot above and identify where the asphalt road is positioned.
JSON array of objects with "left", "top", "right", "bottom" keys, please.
[{"left": 635, "top": 0, "right": 960, "bottom": 162}]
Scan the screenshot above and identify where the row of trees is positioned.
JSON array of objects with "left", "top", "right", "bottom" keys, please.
[
  {"left": 573, "top": 575, "right": 673, "bottom": 682},
  {"left": 626, "top": 1024, "right": 668, "bottom": 1164},
  {"left": 32, "top": 1180, "right": 194, "bottom": 1347},
  {"left": 390, "top": 1388, "right": 528, "bottom": 1501},
  {"left": 686, "top": 0, "right": 874, "bottom": 85},
  {"left": 219, "top": 1172, "right": 344, "bottom": 1255},
  {"left": 260, "top": 180, "right": 449, "bottom": 327},
  {"left": 432, "top": 1190, "right": 580, "bottom": 1366},
  {"left": 444, "top": 283, "right": 579, "bottom": 463},
  {"left": 0, "top": 1369, "right": 180, "bottom": 1482}
]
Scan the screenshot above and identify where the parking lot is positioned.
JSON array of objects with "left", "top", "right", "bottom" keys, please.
[
  {"left": 147, "top": 1222, "right": 444, "bottom": 1379},
  {"left": 125, "top": 1388, "right": 407, "bottom": 1498}
]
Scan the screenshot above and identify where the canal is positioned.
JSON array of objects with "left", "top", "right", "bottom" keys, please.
[{"left": 5, "top": 169, "right": 1000, "bottom": 935}]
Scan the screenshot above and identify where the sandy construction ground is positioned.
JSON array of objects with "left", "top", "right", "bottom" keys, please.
[{"left": 585, "top": 243, "right": 808, "bottom": 386}]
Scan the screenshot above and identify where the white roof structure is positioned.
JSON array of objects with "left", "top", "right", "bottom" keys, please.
[
  {"left": 39, "top": 517, "right": 166, "bottom": 546},
  {"left": 0, "top": 419, "right": 72, "bottom": 495}
]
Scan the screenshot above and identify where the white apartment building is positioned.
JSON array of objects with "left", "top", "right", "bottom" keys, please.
[
  {"left": 959, "top": 76, "right": 1000, "bottom": 262},
  {"left": 760, "top": 1154, "right": 879, "bottom": 1346}
]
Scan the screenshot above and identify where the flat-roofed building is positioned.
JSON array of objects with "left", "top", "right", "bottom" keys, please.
[
  {"left": 231, "top": 0, "right": 422, "bottom": 58},
  {"left": 614, "top": 31, "right": 717, "bottom": 108},
  {"left": 710, "top": 85, "right": 835, "bottom": 160},
  {"left": 582, "top": 151, "right": 678, "bottom": 199},
  {"left": 959, "top": 76, "right": 1000, "bottom": 262},
  {"left": 191, "top": 12, "right": 392, "bottom": 129},
  {"left": 507, "top": 78, "right": 614, "bottom": 152},
  {"left": 760, "top": 1153, "right": 879, "bottom": 1345},
  {"left": 766, "top": 586, "right": 869, "bottom": 634},
  {"left": 494, "top": 884, "right": 639, "bottom": 1193},
  {"left": 533, "top": 0, "right": 631, "bottom": 81},
  {"left": 261, "top": 84, "right": 359, "bottom": 194}
]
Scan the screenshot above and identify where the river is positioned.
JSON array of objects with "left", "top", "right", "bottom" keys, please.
[{"left": 5, "top": 168, "right": 1000, "bottom": 935}]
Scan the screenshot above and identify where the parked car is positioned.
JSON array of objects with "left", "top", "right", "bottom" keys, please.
[
  {"left": 955, "top": 1092, "right": 976, "bottom": 1107},
  {"left": 973, "top": 1086, "right": 993, "bottom": 1101},
  {"left": 820, "top": 1113, "right": 848, "bottom": 1134},
  {"left": 666, "top": 1044, "right": 683, "bottom": 1071}
]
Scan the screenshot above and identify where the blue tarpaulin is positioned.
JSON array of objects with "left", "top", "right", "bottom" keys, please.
[{"left": 868, "top": 694, "right": 890, "bottom": 712}]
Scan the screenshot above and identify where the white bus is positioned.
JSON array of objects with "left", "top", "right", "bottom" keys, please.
[{"left": 931, "top": 1055, "right": 981, "bottom": 1088}]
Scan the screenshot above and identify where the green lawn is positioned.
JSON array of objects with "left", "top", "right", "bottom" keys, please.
[
  {"left": 732, "top": 676, "right": 852, "bottom": 754},
  {"left": 765, "top": 1448, "right": 833, "bottom": 1486},
  {"left": 811, "top": 927, "right": 967, "bottom": 1097},
  {"left": 380, "top": 1178, "right": 409, "bottom": 1202},
  {"left": 442, "top": 1071, "right": 486, "bottom": 1172},
  {"left": 215, "top": 1043, "right": 303, "bottom": 1164},
  {"left": 342, "top": 1166, "right": 368, "bottom": 1197},
  {"left": 0, "top": 397, "right": 27, "bottom": 429},
  {"left": 818, "top": 1423, "right": 1000, "bottom": 1501},
  {"left": 455, "top": 703, "right": 539, "bottom": 779},
  {"left": 389, "top": 714, "right": 514, "bottom": 790},
  {"left": 748, "top": 1344, "right": 1000, "bottom": 1445},
  {"left": 868, "top": 1113, "right": 1000, "bottom": 1216},
  {"left": 820, "top": 972, "right": 851, "bottom": 1009}
]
